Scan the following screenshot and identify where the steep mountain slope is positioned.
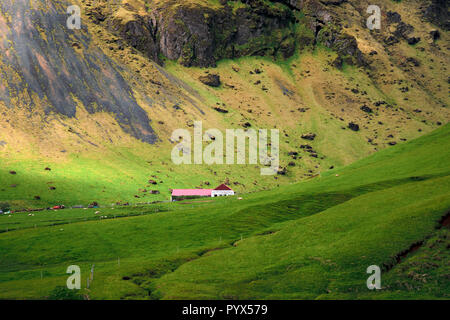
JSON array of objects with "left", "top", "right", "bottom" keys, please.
[
  {"left": 0, "top": 0, "right": 157, "bottom": 143},
  {"left": 0, "top": 0, "right": 448, "bottom": 208}
]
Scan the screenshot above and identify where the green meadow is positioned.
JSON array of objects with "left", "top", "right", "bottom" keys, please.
[{"left": 0, "top": 124, "right": 449, "bottom": 299}]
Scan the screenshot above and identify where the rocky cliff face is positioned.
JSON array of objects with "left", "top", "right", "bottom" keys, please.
[
  {"left": 88, "top": 0, "right": 366, "bottom": 67},
  {"left": 422, "top": 0, "right": 449, "bottom": 30},
  {"left": 104, "top": 0, "right": 299, "bottom": 67},
  {"left": 91, "top": 0, "right": 449, "bottom": 69}
]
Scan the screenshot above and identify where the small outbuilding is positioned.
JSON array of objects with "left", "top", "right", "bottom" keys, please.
[{"left": 211, "top": 184, "right": 235, "bottom": 197}]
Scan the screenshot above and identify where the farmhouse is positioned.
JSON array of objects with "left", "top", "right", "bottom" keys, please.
[{"left": 171, "top": 184, "right": 234, "bottom": 201}]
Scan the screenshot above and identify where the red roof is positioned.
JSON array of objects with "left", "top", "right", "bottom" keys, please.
[
  {"left": 172, "top": 189, "right": 213, "bottom": 196},
  {"left": 171, "top": 184, "right": 233, "bottom": 197},
  {"left": 214, "top": 184, "right": 233, "bottom": 191}
]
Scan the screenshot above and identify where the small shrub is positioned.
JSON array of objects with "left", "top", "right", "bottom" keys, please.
[
  {"left": 48, "top": 286, "right": 84, "bottom": 300},
  {"left": 0, "top": 202, "right": 10, "bottom": 211}
]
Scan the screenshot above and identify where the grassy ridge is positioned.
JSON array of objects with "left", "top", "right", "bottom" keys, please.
[
  {"left": 0, "top": 124, "right": 449, "bottom": 299},
  {"left": 155, "top": 176, "right": 449, "bottom": 299},
  {"left": 150, "top": 124, "right": 450, "bottom": 299}
]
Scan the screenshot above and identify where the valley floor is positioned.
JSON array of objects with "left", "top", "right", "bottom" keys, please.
[{"left": 0, "top": 125, "right": 449, "bottom": 299}]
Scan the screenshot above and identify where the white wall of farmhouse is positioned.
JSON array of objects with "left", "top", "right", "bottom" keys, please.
[{"left": 211, "top": 190, "right": 235, "bottom": 197}]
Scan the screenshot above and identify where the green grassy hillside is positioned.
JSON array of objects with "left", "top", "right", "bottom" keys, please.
[
  {"left": 1, "top": 0, "right": 448, "bottom": 210},
  {"left": 0, "top": 124, "right": 448, "bottom": 299}
]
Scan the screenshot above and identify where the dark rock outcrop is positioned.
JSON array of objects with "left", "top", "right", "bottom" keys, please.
[
  {"left": 386, "top": 11, "right": 402, "bottom": 24},
  {"left": 348, "top": 122, "right": 360, "bottom": 132},
  {"left": 407, "top": 37, "right": 421, "bottom": 45},
  {"left": 301, "top": 133, "right": 317, "bottom": 141},
  {"left": 422, "top": 0, "right": 449, "bottom": 30},
  {"left": 360, "top": 105, "right": 373, "bottom": 113},
  {"left": 393, "top": 22, "right": 414, "bottom": 40},
  {"left": 112, "top": 15, "right": 161, "bottom": 64},
  {"left": 316, "top": 24, "right": 366, "bottom": 66},
  {"left": 199, "top": 74, "right": 221, "bottom": 87},
  {"left": 430, "top": 29, "right": 440, "bottom": 40}
]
